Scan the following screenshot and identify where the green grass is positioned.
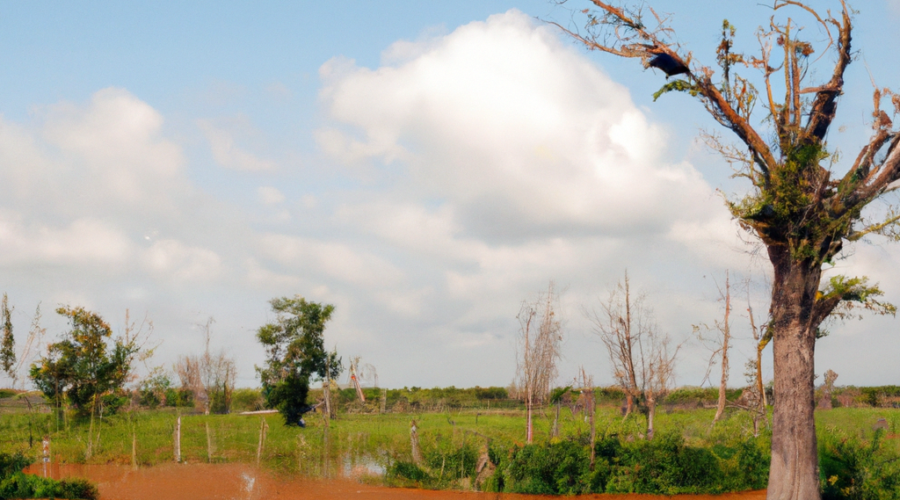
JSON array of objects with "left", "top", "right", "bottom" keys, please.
[{"left": 1, "top": 404, "right": 897, "bottom": 492}]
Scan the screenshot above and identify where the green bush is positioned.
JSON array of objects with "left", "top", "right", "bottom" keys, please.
[
  {"left": 606, "top": 432, "right": 726, "bottom": 494},
  {"left": 820, "top": 428, "right": 900, "bottom": 500},
  {"left": 0, "top": 452, "right": 29, "bottom": 478},
  {"left": 503, "top": 439, "right": 606, "bottom": 494},
  {"left": 484, "top": 433, "right": 768, "bottom": 495},
  {"left": 424, "top": 439, "right": 478, "bottom": 481},
  {"left": 387, "top": 461, "right": 430, "bottom": 482},
  {"left": 0, "top": 451, "right": 98, "bottom": 500},
  {"left": 0, "top": 472, "right": 98, "bottom": 500},
  {"left": 0, "top": 389, "right": 16, "bottom": 399}
]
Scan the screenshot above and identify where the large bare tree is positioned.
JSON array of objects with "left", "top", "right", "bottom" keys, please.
[
  {"left": 516, "top": 282, "right": 564, "bottom": 443},
  {"left": 557, "top": 2, "right": 898, "bottom": 498}
]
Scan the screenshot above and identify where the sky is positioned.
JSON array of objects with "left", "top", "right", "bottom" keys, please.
[{"left": 1, "top": 1, "right": 899, "bottom": 391}]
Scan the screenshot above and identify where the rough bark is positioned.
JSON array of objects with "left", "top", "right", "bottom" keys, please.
[{"left": 766, "top": 252, "right": 821, "bottom": 500}]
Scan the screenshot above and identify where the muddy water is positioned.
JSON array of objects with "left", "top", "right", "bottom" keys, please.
[{"left": 25, "top": 463, "right": 765, "bottom": 500}]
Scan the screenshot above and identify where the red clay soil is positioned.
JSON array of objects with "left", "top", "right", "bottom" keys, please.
[{"left": 25, "top": 463, "right": 765, "bottom": 500}]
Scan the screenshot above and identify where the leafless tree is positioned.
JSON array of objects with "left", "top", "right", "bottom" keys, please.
[
  {"left": 695, "top": 272, "right": 733, "bottom": 423},
  {"left": 10, "top": 304, "right": 46, "bottom": 391},
  {"left": 555, "top": 2, "right": 900, "bottom": 497},
  {"left": 516, "top": 282, "right": 564, "bottom": 443},
  {"left": 175, "top": 317, "right": 236, "bottom": 414},
  {"left": 586, "top": 271, "right": 644, "bottom": 417},
  {"left": 348, "top": 355, "right": 377, "bottom": 403},
  {"left": 589, "top": 272, "right": 680, "bottom": 439}
]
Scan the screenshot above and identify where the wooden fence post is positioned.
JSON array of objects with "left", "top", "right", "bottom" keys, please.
[
  {"left": 41, "top": 435, "right": 50, "bottom": 478},
  {"left": 255, "top": 418, "right": 268, "bottom": 466}
]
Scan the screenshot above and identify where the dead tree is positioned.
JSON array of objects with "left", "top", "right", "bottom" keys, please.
[
  {"left": 589, "top": 272, "right": 679, "bottom": 439},
  {"left": 557, "top": 3, "right": 899, "bottom": 498},
  {"left": 695, "top": 272, "right": 732, "bottom": 423},
  {"left": 818, "top": 369, "right": 838, "bottom": 410},
  {"left": 175, "top": 317, "right": 235, "bottom": 414},
  {"left": 587, "top": 271, "right": 643, "bottom": 417},
  {"left": 347, "top": 356, "right": 377, "bottom": 404},
  {"left": 641, "top": 328, "right": 678, "bottom": 440},
  {"left": 516, "top": 282, "right": 564, "bottom": 444}
]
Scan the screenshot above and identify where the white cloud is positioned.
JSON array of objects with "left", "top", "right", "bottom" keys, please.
[
  {"left": 0, "top": 213, "right": 133, "bottom": 266},
  {"left": 257, "top": 233, "right": 404, "bottom": 289},
  {"left": 318, "top": 10, "right": 716, "bottom": 243},
  {"left": 198, "top": 119, "right": 276, "bottom": 172},
  {"left": 142, "top": 239, "right": 223, "bottom": 282}
]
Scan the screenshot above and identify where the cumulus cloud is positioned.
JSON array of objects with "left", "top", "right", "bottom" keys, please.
[{"left": 318, "top": 10, "right": 717, "bottom": 242}]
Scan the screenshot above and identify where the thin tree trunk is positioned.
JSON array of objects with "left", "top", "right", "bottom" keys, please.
[
  {"left": 206, "top": 421, "right": 213, "bottom": 463},
  {"left": 526, "top": 395, "right": 533, "bottom": 444},
  {"left": 714, "top": 274, "right": 731, "bottom": 423},
  {"left": 646, "top": 398, "right": 656, "bottom": 440},
  {"left": 766, "top": 258, "right": 821, "bottom": 500},
  {"left": 410, "top": 420, "right": 422, "bottom": 465}
]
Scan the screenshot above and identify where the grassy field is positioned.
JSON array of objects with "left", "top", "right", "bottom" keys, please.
[
  {"left": 2, "top": 392, "right": 899, "bottom": 495},
  {"left": 1, "top": 403, "right": 897, "bottom": 469}
]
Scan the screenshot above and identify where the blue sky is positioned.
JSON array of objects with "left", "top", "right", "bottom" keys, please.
[{"left": 1, "top": 1, "right": 899, "bottom": 390}]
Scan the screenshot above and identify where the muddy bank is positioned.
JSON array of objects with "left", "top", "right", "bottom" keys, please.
[{"left": 25, "top": 463, "right": 765, "bottom": 500}]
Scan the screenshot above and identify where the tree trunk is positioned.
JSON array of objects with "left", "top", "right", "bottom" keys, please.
[
  {"left": 646, "top": 397, "right": 656, "bottom": 441},
  {"left": 553, "top": 401, "right": 560, "bottom": 438},
  {"left": 714, "top": 276, "right": 731, "bottom": 423},
  {"left": 526, "top": 395, "right": 533, "bottom": 443},
  {"left": 766, "top": 254, "right": 821, "bottom": 500}
]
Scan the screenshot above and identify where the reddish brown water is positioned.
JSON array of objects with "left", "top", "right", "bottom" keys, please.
[{"left": 25, "top": 463, "right": 765, "bottom": 500}]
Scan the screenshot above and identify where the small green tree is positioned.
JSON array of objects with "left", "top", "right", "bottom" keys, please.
[
  {"left": 29, "top": 306, "right": 139, "bottom": 416},
  {"left": 0, "top": 294, "right": 14, "bottom": 380},
  {"left": 256, "top": 296, "right": 342, "bottom": 426}
]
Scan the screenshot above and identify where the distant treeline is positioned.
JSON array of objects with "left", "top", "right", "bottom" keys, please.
[{"left": 8, "top": 383, "right": 897, "bottom": 413}]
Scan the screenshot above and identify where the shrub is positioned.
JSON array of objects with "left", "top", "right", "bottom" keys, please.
[
  {"left": 387, "top": 461, "right": 430, "bottom": 483},
  {"left": 504, "top": 439, "right": 606, "bottom": 494},
  {"left": 231, "top": 388, "right": 265, "bottom": 413},
  {"left": 606, "top": 432, "right": 725, "bottom": 494},
  {"left": 820, "top": 428, "right": 900, "bottom": 500},
  {"left": 424, "top": 439, "right": 478, "bottom": 481},
  {"left": 0, "top": 472, "right": 98, "bottom": 500},
  {"left": 0, "top": 452, "right": 98, "bottom": 500},
  {"left": 0, "top": 452, "right": 29, "bottom": 477}
]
